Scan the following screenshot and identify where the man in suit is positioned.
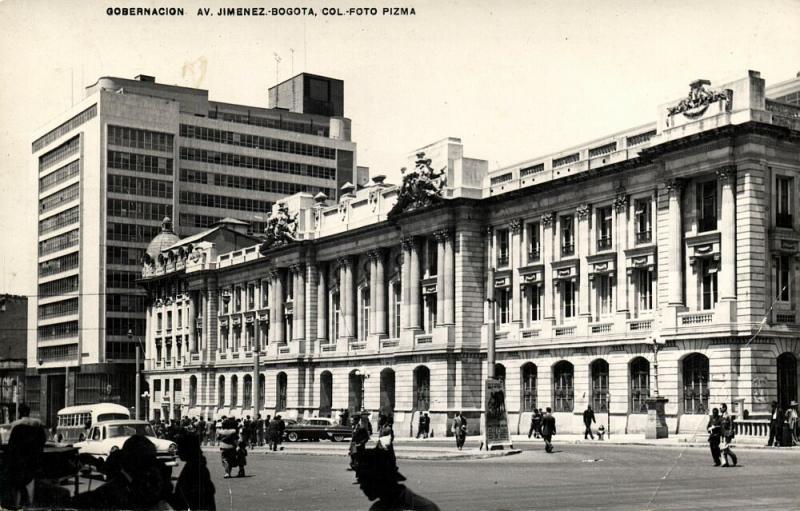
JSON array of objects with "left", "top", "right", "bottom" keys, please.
[
  {"left": 583, "top": 405, "right": 596, "bottom": 440},
  {"left": 353, "top": 445, "right": 440, "bottom": 510},
  {"left": 707, "top": 408, "right": 723, "bottom": 466},
  {"left": 541, "top": 407, "right": 556, "bottom": 453},
  {"left": 767, "top": 401, "right": 783, "bottom": 447}
]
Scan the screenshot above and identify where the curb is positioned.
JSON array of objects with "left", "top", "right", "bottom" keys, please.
[{"left": 201, "top": 446, "right": 522, "bottom": 460}]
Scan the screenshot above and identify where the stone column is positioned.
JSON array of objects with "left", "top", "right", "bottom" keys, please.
[
  {"left": 576, "top": 205, "right": 591, "bottom": 317},
  {"left": 273, "top": 269, "right": 285, "bottom": 343},
  {"left": 510, "top": 220, "right": 523, "bottom": 323},
  {"left": 317, "top": 264, "right": 328, "bottom": 342},
  {"left": 305, "top": 263, "right": 317, "bottom": 345},
  {"left": 542, "top": 213, "right": 556, "bottom": 320},
  {"left": 408, "top": 238, "right": 422, "bottom": 330},
  {"left": 369, "top": 254, "right": 377, "bottom": 334},
  {"left": 443, "top": 231, "right": 455, "bottom": 325},
  {"left": 293, "top": 265, "right": 306, "bottom": 340},
  {"left": 343, "top": 257, "right": 356, "bottom": 339},
  {"left": 614, "top": 192, "right": 630, "bottom": 313},
  {"left": 268, "top": 273, "right": 277, "bottom": 344},
  {"left": 188, "top": 293, "right": 197, "bottom": 353},
  {"left": 436, "top": 232, "right": 446, "bottom": 322},
  {"left": 373, "top": 250, "right": 387, "bottom": 336},
  {"left": 338, "top": 261, "right": 348, "bottom": 339},
  {"left": 717, "top": 166, "right": 737, "bottom": 300},
  {"left": 666, "top": 180, "right": 685, "bottom": 306}
]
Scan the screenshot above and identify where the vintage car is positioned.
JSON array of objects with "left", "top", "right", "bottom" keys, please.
[
  {"left": 73, "top": 420, "right": 178, "bottom": 467},
  {"left": 283, "top": 417, "right": 352, "bottom": 442}
]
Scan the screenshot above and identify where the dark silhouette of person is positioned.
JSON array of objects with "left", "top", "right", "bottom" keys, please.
[
  {"left": 583, "top": 405, "right": 596, "bottom": 440},
  {"left": 170, "top": 433, "right": 216, "bottom": 511},
  {"left": 353, "top": 445, "right": 440, "bottom": 510},
  {"left": 267, "top": 415, "right": 284, "bottom": 451},
  {"left": 707, "top": 407, "right": 723, "bottom": 466},
  {"left": 71, "top": 434, "right": 173, "bottom": 509},
  {"left": 218, "top": 418, "right": 239, "bottom": 478},
  {"left": 541, "top": 407, "right": 557, "bottom": 453},
  {"left": 0, "top": 423, "right": 70, "bottom": 509},
  {"left": 767, "top": 400, "right": 783, "bottom": 447}
]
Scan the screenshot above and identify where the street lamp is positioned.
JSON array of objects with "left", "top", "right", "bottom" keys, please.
[
  {"left": 142, "top": 391, "right": 150, "bottom": 420},
  {"left": 128, "top": 329, "right": 144, "bottom": 420},
  {"left": 354, "top": 367, "right": 369, "bottom": 412}
]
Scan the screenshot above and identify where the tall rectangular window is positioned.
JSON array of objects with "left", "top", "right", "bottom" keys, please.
[
  {"left": 247, "top": 284, "right": 255, "bottom": 309},
  {"left": 700, "top": 259, "right": 718, "bottom": 310},
  {"left": 331, "top": 292, "right": 340, "bottom": 341},
  {"left": 775, "top": 255, "right": 792, "bottom": 303},
  {"left": 636, "top": 269, "right": 654, "bottom": 313},
  {"left": 157, "top": 313, "right": 163, "bottom": 331},
  {"left": 634, "top": 198, "right": 652, "bottom": 243},
  {"left": 776, "top": 176, "right": 794, "bottom": 228},
  {"left": 391, "top": 282, "right": 402, "bottom": 338},
  {"left": 526, "top": 285, "right": 541, "bottom": 324},
  {"left": 560, "top": 215, "right": 575, "bottom": 256},
  {"left": 261, "top": 281, "right": 269, "bottom": 308},
  {"left": 526, "top": 222, "right": 540, "bottom": 262},
  {"left": 360, "top": 288, "right": 370, "bottom": 341},
  {"left": 496, "top": 229, "right": 510, "bottom": 267},
  {"left": 596, "top": 275, "right": 613, "bottom": 317},
  {"left": 425, "top": 238, "right": 438, "bottom": 277},
  {"left": 698, "top": 181, "right": 717, "bottom": 232},
  {"left": 235, "top": 286, "right": 242, "bottom": 311},
  {"left": 167, "top": 311, "right": 173, "bottom": 330},
  {"left": 177, "top": 309, "right": 182, "bottom": 328},
  {"left": 496, "top": 287, "right": 511, "bottom": 324},
  {"left": 561, "top": 280, "right": 576, "bottom": 319},
  {"left": 597, "top": 206, "right": 613, "bottom": 250}
]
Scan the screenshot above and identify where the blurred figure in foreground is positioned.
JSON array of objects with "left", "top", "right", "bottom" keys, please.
[
  {"left": 171, "top": 432, "right": 216, "bottom": 510},
  {"left": 352, "top": 444, "right": 439, "bottom": 511}
]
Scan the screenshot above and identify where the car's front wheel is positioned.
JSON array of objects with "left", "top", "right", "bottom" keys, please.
[
  {"left": 331, "top": 434, "right": 346, "bottom": 442},
  {"left": 287, "top": 432, "right": 299, "bottom": 442}
]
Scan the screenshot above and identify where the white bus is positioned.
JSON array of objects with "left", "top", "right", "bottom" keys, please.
[{"left": 55, "top": 403, "right": 131, "bottom": 444}]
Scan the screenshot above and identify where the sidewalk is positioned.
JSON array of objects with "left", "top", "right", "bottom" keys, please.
[
  {"left": 506, "top": 433, "right": 800, "bottom": 449},
  {"left": 202, "top": 442, "right": 521, "bottom": 460}
]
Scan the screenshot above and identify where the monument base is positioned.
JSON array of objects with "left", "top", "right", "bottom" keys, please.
[{"left": 645, "top": 396, "right": 669, "bottom": 439}]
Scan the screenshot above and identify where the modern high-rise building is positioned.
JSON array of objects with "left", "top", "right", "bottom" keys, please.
[{"left": 29, "top": 72, "right": 357, "bottom": 425}]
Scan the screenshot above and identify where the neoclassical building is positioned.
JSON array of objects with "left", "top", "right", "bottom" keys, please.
[{"left": 141, "top": 70, "right": 800, "bottom": 436}]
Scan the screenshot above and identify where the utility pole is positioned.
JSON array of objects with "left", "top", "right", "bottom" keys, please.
[{"left": 128, "top": 329, "right": 141, "bottom": 420}]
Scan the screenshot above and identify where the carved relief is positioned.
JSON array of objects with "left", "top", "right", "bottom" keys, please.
[
  {"left": 541, "top": 212, "right": 556, "bottom": 227},
  {"left": 667, "top": 79, "right": 733, "bottom": 118},
  {"left": 715, "top": 166, "right": 737, "bottom": 183},
  {"left": 575, "top": 204, "right": 590, "bottom": 220}
]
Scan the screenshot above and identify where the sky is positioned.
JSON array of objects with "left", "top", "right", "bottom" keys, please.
[{"left": 1, "top": 0, "right": 799, "bottom": 296}]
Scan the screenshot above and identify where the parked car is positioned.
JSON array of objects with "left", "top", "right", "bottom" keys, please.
[
  {"left": 283, "top": 417, "right": 352, "bottom": 442},
  {"left": 73, "top": 420, "right": 178, "bottom": 467}
]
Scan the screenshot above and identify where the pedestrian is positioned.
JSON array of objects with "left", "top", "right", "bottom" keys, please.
[
  {"left": 719, "top": 404, "right": 737, "bottom": 467},
  {"left": 767, "top": 401, "right": 783, "bottom": 447},
  {"left": 350, "top": 411, "right": 373, "bottom": 470},
  {"left": 218, "top": 417, "right": 239, "bottom": 478},
  {"left": 171, "top": 432, "right": 216, "bottom": 511},
  {"left": 340, "top": 408, "right": 350, "bottom": 427},
  {"left": 242, "top": 416, "right": 252, "bottom": 447},
  {"left": 256, "top": 414, "right": 265, "bottom": 447},
  {"left": 416, "top": 412, "right": 426, "bottom": 439},
  {"left": 541, "top": 407, "right": 556, "bottom": 453},
  {"left": 452, "top": 411, "right": 467, "bottom": 451},
  {"left": 352, "top": 445, "right": 440, "bottom": 510},
  {"left": 707, "top": 407, "right": 723, "bottom": 467},
  {"left": 528, "top": 409, "right": 542, "bottom": 439},
  {"left": 786, "top": 401, "right": 799, "bottom": 446},
  {"left": 583, "top": 405, "right": 596, "bottom": 440},
  {"left": 235, "top": 440, "right": 248, "bottom": 477},
  {"left": 208, "top": 417, "right": 217, "bottom": 446},
  {"left": 267, "top": 415, "right": 284, "bottom": 451}
]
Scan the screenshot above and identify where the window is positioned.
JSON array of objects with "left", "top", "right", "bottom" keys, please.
[
  {"left": 235, "top": 287, "right": 242, "bottom": 312},
  {"left": 230, "top": 375, "right": 238, "bottom": 406},
  {"left": 776, "top": 176, "right": 793, "bottom": 228},
  {"left": 682, "top": 354, "right": 709, "bottom": 414},
  {"left": 635, "top": 269, "right": 654, "bottom": 314},
  {"left": 561, "top": 280, "right": 576, "bottom": 319},
  {"left": 775, "top": 255, "right": 792, "bottom": 303},
  {"left": 698, "top": 181, "right": 717, "bottom": 232},
  {"left": 521, "top": 363, "right": 537, "bottom": 412},
  {"left": 157, "top": 313, "right": 163, "bottom": 331},
  {"left": 597, "top": 206, "right": 613, "bottom": 250},
  {"left": 331, "top": 291, "right": 341, "bottom": 340},
  {"left": 596, "top": 275, "right": 613, "bottom": 317},
  {"left": 496, "top": 287, "right": 511, "bottom": 325},
  {"left": 218, "top": 376, "right": 225, "bottom": 406},
  {"left": 360, "top": 287, "right": 370, "bottom": 341},
  {"left": 634, "top": 198, "right": 652, "bottom": 243},
  {"left": 526, "top": 222, "right": 540, "bottom": 262},
  {"left": 177, "top": 309, "right": 182, "bottom": 328},
  {"left": 700, "top": 259, "right": 718, "bottom": 310},
  {"left": 414, "top": 366, "right": 430, "bottom": 411},
  {"left": 426, "top": 238, "right": 438, "bottom": 277},
  {"left": 591, "top": 359, "right": 609, "bottom": 412},
  {"left": 243, "top": 375, "right": 252, "bottom": 408},
  {"left": 247, "top": 284, "right": 255, "bottom": 310},
  {"left": 560, "top": 215, "right": 574, "bottom": 256},
  {"left": 189, "top": 376, "right": 197, "bottom": 406},
  {"left": 261, "top": 281, "right": 269, "bottom": 308},
  {"left": 167, "top": 311, "right": 173, "bottom": 331},
  {"left": 390, "top": 282, "right": 402, "bottom": 338},
  {"left": 553, "top": 361, "right": 574, "bottom": 412},
  {"left": 630, "top": 358, "right": 650, "bottom": 413},
  {"left": 526, "top": 284, "right": 542, "bottom": 324},
  {"left": 496, "top": 229, "right": 510, "bottom": 267},
  {"left": 221, "top": 290, "right": 230, "bottom": 314},
  {"left": 423, "top": 294, "right": 437, "bottom": 333},
  {"left": 276, "top": 373, "right": 287, "bottom": 411}
]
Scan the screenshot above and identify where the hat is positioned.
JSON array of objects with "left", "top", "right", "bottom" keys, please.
[
  {"left": 352, "top": 446, "right": 406, "bottom": 482},
  {"left": 359, "top": 410, "right": 371, "bottom": 417},
  {"left": 791, "top": 400, "right": 798, "bottom": 407}
]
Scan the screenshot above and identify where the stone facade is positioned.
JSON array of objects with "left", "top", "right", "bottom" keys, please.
[{"left": 141, "top": 71, "right": 800, "bottom": 436}]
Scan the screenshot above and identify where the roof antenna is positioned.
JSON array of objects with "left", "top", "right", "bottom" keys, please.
[{"left": 273, "top": 53, "right": 282, "bottom": 83}]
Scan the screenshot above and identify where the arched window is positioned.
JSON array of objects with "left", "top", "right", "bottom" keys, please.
[
  {"left": 218, "top": 376, "right": 225, "bottom": 406},
  {"left": 189, "top": 376, "right": 197, "bottom": 406},
  {"left": 348, "top": 370, "right": 364, "bottom": 414},
  {"left": 521, "top": 363, "right": 537, "bottom": 412},
  {"left": 553, "top": 361, "right": 574, "bottom": 412},
  {"left": 777, "top": 352, "right": 798, "bottom": 410},
  {"left": 319, "top": 371, "right": 333, "bottom": 417},
  {"left": 243, "top": 375, "right": 252, "bottom": 408},
  {"left": 276, "top": 372, "right": 287, "bottom": 411},
  {"left": 413, "top": 366, "right": 430, "bottom": 411},
  {"left": 591, "top": 359, "right": 609, "bottom": 412},
  {"left": 231, "top": 375, "right": 239, "bottom": 406},
  {"left": 258, "top": 374, "right": 265, "bottom": 410},
  {"left": 380, "top": 368, "right": 396, "bottom": 416},
  {"left": 494, "top": 363, "right": 506, "bottom": 381},
  {"left": 683, "top": 353, "right": 709, "bottom": 414},
  {"left": 630, "top": 357, "right": 650, "bottom": 413}
]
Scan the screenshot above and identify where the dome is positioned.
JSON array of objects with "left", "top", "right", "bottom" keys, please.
[{"left": 145, "top": 217, "right": 180, "bottom": 261}]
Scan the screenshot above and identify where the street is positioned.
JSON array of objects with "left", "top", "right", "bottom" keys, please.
[{"left": 200, "top": 441, "right": 800, "bottom": 511}]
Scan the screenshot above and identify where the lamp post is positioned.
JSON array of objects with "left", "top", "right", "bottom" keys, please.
[
  {"left": 142, "top": 391, "right": 150, "bottom": 420},
  {"left": 645, "top": 333, "right": 669, "bottom": 439},
  {"left": 354, "top": 367, "right": 369, "bottom": 412},
  {"left": 128, "top": 329, "right": 142, "bottom": 420}
]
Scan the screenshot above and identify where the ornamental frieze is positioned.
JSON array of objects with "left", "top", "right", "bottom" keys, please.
[{"left": 667, "top": 79, "right": 733, "bottom": 118}]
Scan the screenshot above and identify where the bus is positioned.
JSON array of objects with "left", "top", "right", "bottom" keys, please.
[{"left": 55, "top": 403, "right": 131, "bottom": 444}]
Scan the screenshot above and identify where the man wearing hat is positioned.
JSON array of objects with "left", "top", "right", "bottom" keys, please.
[
  {"left": 352, "top": 445, "right": 440, "bottom": 510},
  {"left": 786, "top": 400, "right": 799, "bottom": 446},
  {"left": 767, "top": 400, "right": 783, "bottom": 447}
]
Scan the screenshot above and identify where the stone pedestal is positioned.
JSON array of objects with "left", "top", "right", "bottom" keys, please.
[{"left": 645, "top": 396, "right": 669, "bottom": 439}]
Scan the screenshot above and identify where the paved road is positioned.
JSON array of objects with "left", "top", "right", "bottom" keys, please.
[{"left": 205, "top": 443, "right": 800, "bottom": 510}]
